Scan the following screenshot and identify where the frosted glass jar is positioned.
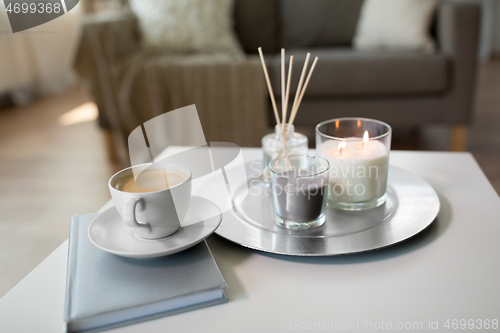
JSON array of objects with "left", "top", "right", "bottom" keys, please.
[{"left": 261, "top": 124, "right": 308, "bottom": 183}]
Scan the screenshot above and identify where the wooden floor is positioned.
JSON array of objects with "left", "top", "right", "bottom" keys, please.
[
  {"left": 467, "top": 59, "right": 500, "bottom": 193},
  {"left": 421, "top": 58, "right": 500, "bottom": 193},
  {"left": 0, "top": 60, "right": 499, "bottom": 298},
  {"left": 0, "top": 88, "right": 117, "bottom": 297}
]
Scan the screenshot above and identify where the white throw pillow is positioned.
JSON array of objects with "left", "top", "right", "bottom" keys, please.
[
  {"left": 129, "top": 0, "right": 242, "bottom": 54},
  {"left": 353, "top": 0, "right": 438, "bottom": 52}
]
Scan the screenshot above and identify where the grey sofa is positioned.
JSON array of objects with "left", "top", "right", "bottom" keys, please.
[
  {"left": 238, "top": 0, "right": 480, "bottom": 151},
  {"left": 75, "top": 0, "right": 480, "bottom": 161}
]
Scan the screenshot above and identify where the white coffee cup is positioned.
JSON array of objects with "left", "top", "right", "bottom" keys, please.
[{"left": 108, "top": 163, "right": 192, "bottom": 239}]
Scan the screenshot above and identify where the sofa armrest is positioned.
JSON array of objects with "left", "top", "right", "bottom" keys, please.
[
  {"left": 437, "top": 2, "right": 480, "bottom": 123},
  {"left": 74, "top": 10, "right": 140, "bottom": 73},
  {"left": 73, "top": 10, "right": 140, "bottom": 130}
]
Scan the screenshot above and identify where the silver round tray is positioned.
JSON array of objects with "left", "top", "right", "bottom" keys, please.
[{"left": 202, "top": 161, "right": 440, "bottom": 256}]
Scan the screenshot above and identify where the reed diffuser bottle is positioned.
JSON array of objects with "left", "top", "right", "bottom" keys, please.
[
  {"left": 262, "top": 124, "right": 307, "bottom": 171},
  {"left": 258, "top": 47, "right": 318, "bottom": 182}
]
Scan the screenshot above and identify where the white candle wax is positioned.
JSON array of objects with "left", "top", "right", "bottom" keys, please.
[{"left": 320, "top": 139, "right": 388, "bottom": 203}]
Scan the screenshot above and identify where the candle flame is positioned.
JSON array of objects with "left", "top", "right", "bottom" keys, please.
[
  {"left": 361, "top": 130, "right": 369, "bottom": 150},
  {"left": 357, "top": 119, "right": 361, "bottom": 128},
  {"left": 338, "top": 141, "right": 346, "bottom": 155},
  {"left": 335, "top": 120, "right": 339, "bottom": 129}
]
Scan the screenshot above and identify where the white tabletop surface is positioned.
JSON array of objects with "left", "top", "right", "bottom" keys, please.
[{"left": 1, "top": 149, "right": 499, "bottom": 333}]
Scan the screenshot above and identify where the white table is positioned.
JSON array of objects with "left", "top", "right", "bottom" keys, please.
[{"left": 1, "top": 150, "right": 500, "bottom": 333}]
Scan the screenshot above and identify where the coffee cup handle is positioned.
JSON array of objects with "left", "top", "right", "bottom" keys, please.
[{"left": 124, "top": 197, "right": 151, "bottom": 235}]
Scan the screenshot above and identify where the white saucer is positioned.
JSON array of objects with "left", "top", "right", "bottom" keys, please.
[{"left": 88, "top": 196, "right": 222, "bottom": 258}]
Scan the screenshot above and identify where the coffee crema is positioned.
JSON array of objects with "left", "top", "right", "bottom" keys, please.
[{"left": 113, "top": 169, "right": 188, "bottom": 193}]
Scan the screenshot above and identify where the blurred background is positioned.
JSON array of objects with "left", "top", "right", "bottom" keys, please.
[{"left": 0, "top": 0, "right": 499, "bottom": 297}]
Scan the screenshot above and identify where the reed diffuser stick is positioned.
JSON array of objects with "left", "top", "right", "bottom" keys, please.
[
  {"left": 281, "top": 48, "right": 286, "bottom": 127},
  {"left": 281, "top": 54, "right": 294, "bottom": 168},
  {"left": 287, "top": 56, "right": 319, "bottom": 134},
  {"left": 284, "top": 55, "right": 294, "bottom": 126},
  {"left": 290, "top": 53, "right": 310, "bottom": 120},
  {"left": 258, "top": 47, "right": 281, "bottom": 126}
]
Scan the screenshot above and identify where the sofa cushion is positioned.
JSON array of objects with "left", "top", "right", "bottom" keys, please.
[
  {"left": 267, "top": 48, "right": 449, "bottom": 98},
  {"left": 129, "top": 0, "right": 242, "bottom": 54},
  {"left": 281, "top": 0, "right": 364, "bottom": 48},
  {"left": 234, "top": 0, "right": 278, "bottom": 53},
  {"left": 353, "top": 0, "right": 438, "bottom": 52}
]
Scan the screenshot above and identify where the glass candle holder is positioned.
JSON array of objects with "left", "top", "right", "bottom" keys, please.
[
  {"left": 269, "top": 155, "right": 330, "bottom": 230},
  {"left": 316, "top": 118, "right": 392, "bottom": 211},
  {"left": 262, "top": 124, "right": 308, "bottom": 183}
]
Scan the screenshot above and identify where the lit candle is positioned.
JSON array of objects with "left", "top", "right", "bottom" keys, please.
[{"left": 320, "top": 131, "right": 389, "bottom": 205}]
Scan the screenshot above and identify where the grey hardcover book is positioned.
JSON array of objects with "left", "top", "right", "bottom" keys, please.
[{"left": 64, "top": 213, "right": 227, "bottom": 333}]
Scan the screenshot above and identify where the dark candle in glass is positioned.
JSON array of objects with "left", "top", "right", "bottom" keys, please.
[{"left": 269, "top": 155, "right": 330, "bottom": 230}]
